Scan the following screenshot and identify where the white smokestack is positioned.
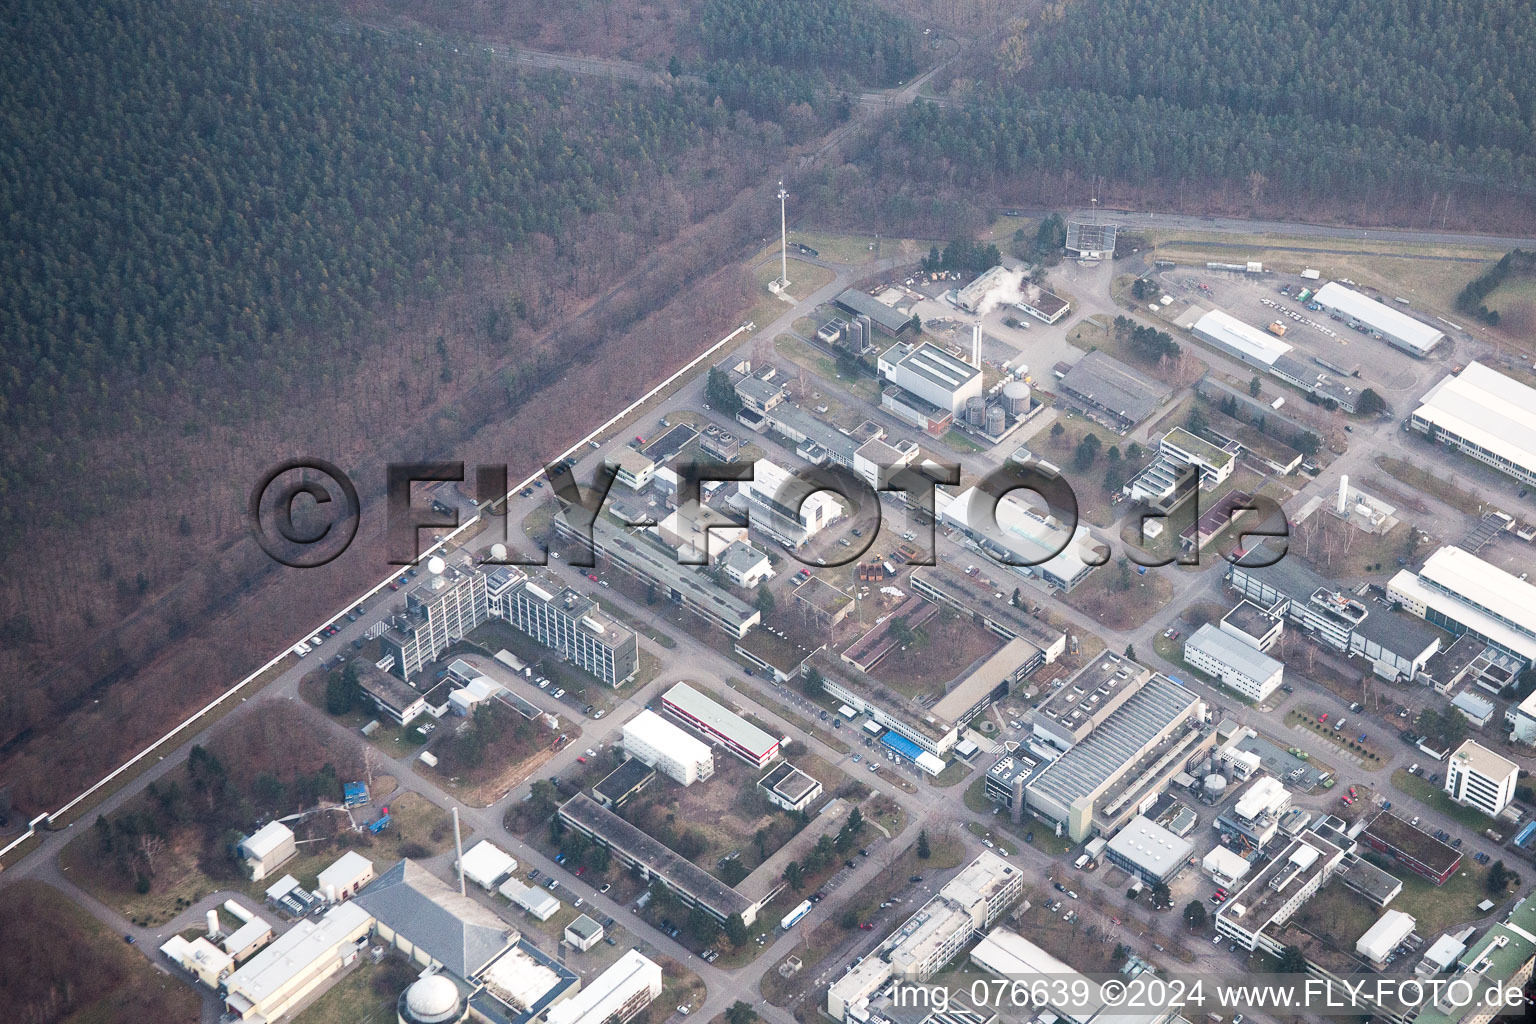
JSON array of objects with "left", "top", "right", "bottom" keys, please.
[
  {"left": 206, "top": 909, "right": 220, "bottom": 939},
  {"left": 453, "top": 806, "right": 466, "bottom": 896},
  {"left": 1337, "top": 475, "right": 1350, "bottom": 515},
  {"left": 972, "top": 322, "right": 982, "bottom": 368}
]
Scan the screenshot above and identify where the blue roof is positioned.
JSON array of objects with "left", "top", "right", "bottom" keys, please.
[{"left": 881, "top": 731, "right": 924, "bottom": 760}]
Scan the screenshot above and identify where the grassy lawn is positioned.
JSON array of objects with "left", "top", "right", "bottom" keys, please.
[
  {"left": 1290, "top": 514, "right": 1418, "bottom": 579},
  {"left": 292, "top": 956, "right": 407, "bottom": 1024},
  {"left": 1392, "top": 769, "right": 1501, "bottom": 832},
  {"left": 965, "top": 821, "right": 1018, "bottom": 855},
  {"left": 1062, "top": 565, "right": 1174, "bottom": 631},
  {"left": 942, "top": 428, "right": 986, "bottom": 453},
  {"left": 788, "top": 230, "right": 934, "bottom": 266},
  {"left": 931, "top": 760, "right": 972, "bottom": 788},
  {"left": 1374, "top": 455, "right": 1489, "bottom": 516},
  {"left": 297, "top": 672, "right": 431, "bottom": 759},
  {"left": 1383, "top": 856, "right": 1502, "bottom": 936},
  {"left": 1020, "top": 411, "right": 1147, "bottom": 528}
]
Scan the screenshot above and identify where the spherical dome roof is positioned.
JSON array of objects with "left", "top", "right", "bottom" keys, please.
[{"left": 405, "top": 975, "right": 461, "bottom": 1021}]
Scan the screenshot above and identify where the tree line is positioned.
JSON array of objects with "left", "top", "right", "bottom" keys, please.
[
  {"left": 1456, "top": 249, "right": 1536, "bottom": 325},
  {"left": 0, "top": 0, "right": 746, "bottom": 541},
  {"left": 698, "top": 0, "right": 920, "bottom": 86},
  {"left": 1017, "top": 0, "right": 1536, "bottom": 158}
]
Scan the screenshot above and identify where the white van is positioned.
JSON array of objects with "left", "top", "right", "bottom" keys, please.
[{"left": 293, "top": 641, "right": 312, "bottom": 657}]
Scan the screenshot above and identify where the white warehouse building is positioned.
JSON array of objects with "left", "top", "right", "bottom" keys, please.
[
  {"left": 878, "top": 342, "right": 983, "bottom": 416},
  {"left": 1388, "top": 546, "right": 1536, "bottom": 668},
  {"left": 1184, "top": 623, "right": 1284, "bottom": 702},
  {"left": 1410, "top": 362, "right": 1536, "bottom": 487},
  {"left": 621, "top": 710, "right": 714, "bottom": 786},
  {"left": 1314, "top": 282, "right": 1445, "bottom": 356}
]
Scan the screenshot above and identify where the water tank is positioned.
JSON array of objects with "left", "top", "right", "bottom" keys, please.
[
  {"left": 206, "top": 909, "right": 220, "bottom": 938},
  {"left": 986, "top": 405, "right": 1007, "bottom": 435},
  {"left": 223, "top": 899, "right": 254, "bottom": 924},
  {"left": 966, "top": 396, "right": 986, "bottom": 427},
  {"left": 1003, "top": 380, "right": 1031, "bottom": 414},
  {"left": 402, "top": 974, "right": 465, "bottom": 1024},
  {"left": 1204, "top": 773, "right": 1228, "bottom": 798}
]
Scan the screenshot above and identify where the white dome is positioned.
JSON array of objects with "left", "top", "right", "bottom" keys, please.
[{"left": 405, "top": 974, "right": 461, "bottom": 1021}]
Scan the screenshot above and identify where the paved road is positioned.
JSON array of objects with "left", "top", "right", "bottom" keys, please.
[{"left": 4, "top": 211, "right": 1525, "bottom": 1024}]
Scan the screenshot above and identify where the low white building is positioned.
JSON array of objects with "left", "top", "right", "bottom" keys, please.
[
  {"left": 1184, "top": 623, "right": 1284, "bottom": 702},
  {"left": 564, "top": 914, "right": 605, "bottom": 952},
  {"left": 317, "top": 851, "right": 374, "bottom": 902},
  {"left": 500, "top": 876, "right": 560, "bottom": 921},
  {"left": 545, "top": 950, "right": 662, "bottom": 1024},
  {"left": 621, "top": 709, "right": 715, "bottom": 785},
  {"left": 458, "top": 840, "right": 518, "bottom": 891},
  {"left": 222, "top": 902, "right": 373, "bottom": 1022},
  {"left": 161, "top": 934, "right": 235, "bottom": 988},
  {"left": 1444, "top": 740, "right": 1519, "bottom": 818},
  {"left": 239, "top": 821, "right": 297, "bottom": 882},
  {"left": 1357, "top": 909, "right": 1417, "bottom": 965},
  {"left": 1202, "top": 846, "right": 1252, "bottom": 888}
]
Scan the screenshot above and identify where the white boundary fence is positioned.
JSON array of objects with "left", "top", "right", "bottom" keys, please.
[{"left": 0, "top": 321, "right": 753, "bottom": 864}]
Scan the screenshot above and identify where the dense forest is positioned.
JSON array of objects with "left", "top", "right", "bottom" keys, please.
[
  {"left": 0, "top": 0, "right": 758, "bottom": 543},
  {"left": 698, "top": 0, "right": 920, "bottom": 86},
  {"left": 885, "top": 0, "right": 1536, "bottom": 202},
  {"left": 1022, "top": 0, "right": 1536, "bottom": 156},
  {"left": 0, "top": 0, "right": 806, "bottom": 812}
]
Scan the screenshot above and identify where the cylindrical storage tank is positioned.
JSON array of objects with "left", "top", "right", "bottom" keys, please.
[
  {"left": 1003, "top": 380, "right": 1031, "bottom": 414},
  {"left": 1204, "top": 774, "right": 1228, "bottom": 799},
  {"left": 966, "top": 396, "right": 986, "bottom": 427},
  {"left": 986, "top": 405, "right": 1006, "bottom": 435},
  {"left": 224, "top": 899, "right": 254, "bottom": 924},
  {"left": 206, "top": 909, "right": 220, "bottom": 938}
]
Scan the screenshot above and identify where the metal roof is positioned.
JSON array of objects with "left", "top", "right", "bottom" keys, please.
[
  {"left": 355, "top": 859, "right": 514, "bottom": 980},
  {"left": 1415, "top": 546, "right": 1536, "bottom": 647},
  {"left": 1186, "top": 623, "right": 1282, "bottom": 680},
  {"left": 662, "top": 682, "right": 778, "bottom": 757},
  {"left": 1105, "top": 814, "right": 1194, "bottom": 877},
  {"left": 1027, "top": 674, "right": 1201, "bottom": 808},
  {"left": 1057, "top": 350, "right": 1168, "bottom": 424},
  {"left": 223, "top": 902, "right": 371, "bottom": 1006},
  {"left": 1315, "top": 282, "right": 1445, "bottom": 353},
  {"left": 833, "top": 288, "right": 910, "bottom": 333},
  {"left": 1414, "top": 362, "right": 1536, "bottom": 477},
  {"left": 1191, "top": 309, "right": 1292, "bottom": 366},
  {"left": 898, "top": 343, "right": 981, "bottom": 392}
]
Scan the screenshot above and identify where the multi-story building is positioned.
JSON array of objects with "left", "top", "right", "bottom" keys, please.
[
  {"left": 1413, "top": 898, "right": 1536, "bottom": 1024},
  {"left": 757, "top": 762, "right": 823, "bottom": 813},
  {"left": 1358, "top": 811, "right": 1462, "bottom": 885},
  {"left": 827, "top": 852, "right": 1022, "bottom": 1022},
  {"left": 350, "top": 658, "right": 430, "bottom": 727},
  {"left": 1388, "top": 545, "right": 1536, "bottom": 669},
  {"left": 545, "top": 950, "right": 663, "bottom": 1024},
  {"left": 1184, "top": 623, "right": 1284, "bottom": 702},
  {"left": 554, "top": 509, "right": 761, "bottom": 639},
  {"left": 612, "top": 449, "right": 656, "bottom": 492},
  {"left": 1231, "top": 543, "right": 1445, "bottom": 681},
  {"left": 620, "top": 710, "right": 714, "bottom": 786},
  {"left": 716, "top": 540, "right": 772, "bottom": 589},
  {"left": 1444, "top": 740, "right": 1519, "bottom": 818},
  {"left": 660, "top": 681, "right": 780, "bottom": 768},
  {"left": 487, "top": 571, "right": 638, "bottom": 687},
  {"left": 878, "top": 342, "right": 983, "bottom": 420},
  {"left": 380, "top": 569, "right": 488, "bottom": 680},
  {"left": 221, "top": 902, "right": 373, "bottom": 1022},
  {"left": 738, "top": 457, "right": 844, "bottom": 548},
  {"left": 1214, "top": 833, "right": 1345, "bottom": 955},
  {"left": 1124, "top": 426, "right": 1237, "bottom": 507},
  {"left": 1024, "top": 656, "right": 1212, "bottom": 841}
]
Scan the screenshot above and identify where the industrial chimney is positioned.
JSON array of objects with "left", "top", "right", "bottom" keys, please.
[
  {"left": 452, "top": 806, "right": 466, "bottom": 896},
  {"left": 972, "top": 322, "right": 982, "bottom": 368}
]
